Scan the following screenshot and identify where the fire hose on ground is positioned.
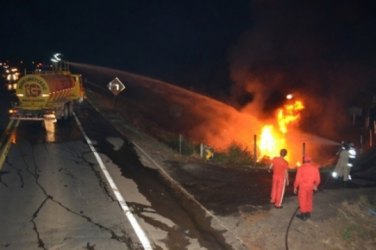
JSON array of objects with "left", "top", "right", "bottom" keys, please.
[{"left": 284, "top": 170, "right": 346, "bottom": 250}]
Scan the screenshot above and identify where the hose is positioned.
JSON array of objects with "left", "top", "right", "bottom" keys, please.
[
  {"left": 285, "top": 162, "right": 349, "bottom": 249},
  {"left": 285, "top": 187, "right": 324, "bottom": 250},
  {"left": 284, "top": 206, "right": 299, "bottom": 250}
]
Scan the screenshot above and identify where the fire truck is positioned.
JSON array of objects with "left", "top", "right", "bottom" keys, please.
[{"left": 9, "top": 69, "right": 85, "bottom": 122}]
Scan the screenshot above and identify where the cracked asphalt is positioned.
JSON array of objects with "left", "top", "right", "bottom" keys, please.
[
  {"left": 0, "top": 120, "right": 136, "bottom": 250},
  {"left": 0, "top": 99, "right": 235, "bottom": 250}
]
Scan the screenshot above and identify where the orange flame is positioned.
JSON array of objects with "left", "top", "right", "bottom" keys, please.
[
  {"left": 277, "top": 100, "right": 304, "bottom": 134},
  {"left": 259, "top": 125, "right": 286, "bottom": 158},
  {"left": 259, "top": 98, "right": 305, "bottom": 164}
]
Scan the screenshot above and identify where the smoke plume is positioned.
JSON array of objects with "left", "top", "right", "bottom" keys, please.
[{"left": 229, "top": 0, "right": 376, "bottom": 141}]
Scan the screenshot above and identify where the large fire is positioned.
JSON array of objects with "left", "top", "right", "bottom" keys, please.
[
  {"left": 73, "top": 63, "right": 336, "bottom": 167},
  {"left": 258, "top": 96, "right": 305, "bottom": 166},
  {"left": 259, "top": 125, "right": 286, "bottom": 159}
]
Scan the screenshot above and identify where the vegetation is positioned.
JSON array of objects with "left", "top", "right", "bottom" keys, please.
[
  {"left": 164, "top": 134, "right": 259, "bottom": 166},
  {"left": 212, "top": 144, "right": 255, "bottom": 165}
]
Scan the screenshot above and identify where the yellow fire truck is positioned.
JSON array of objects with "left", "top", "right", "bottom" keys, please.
[{"left": 9, "top": 70, "right": 85, "bottom": 122}]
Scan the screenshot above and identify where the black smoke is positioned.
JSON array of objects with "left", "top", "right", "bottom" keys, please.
[{"left": 229, "top": 0, "right": 376, "bottom": 140}]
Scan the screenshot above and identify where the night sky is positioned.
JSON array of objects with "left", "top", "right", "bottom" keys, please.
[
  {"left": 1, "top": 0, "right": 251, "bottom": 95},
  {"left": 1, "top": 0, "right": 376, "bottom": 110}
]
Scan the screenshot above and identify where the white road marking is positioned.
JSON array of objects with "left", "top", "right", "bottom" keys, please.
[{"left": 73, "top": 113, "right": 153, "bottom": 250}]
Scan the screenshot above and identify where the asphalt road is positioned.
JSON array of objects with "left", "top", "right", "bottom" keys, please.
[
  {"left": 0, "top": 118, "right": 136, "bottom": 249},
  {"left": 74, "top": 102, "right": 232, "bottom": 250},
  {"left": 0, "top": 96, "right": 232, "bottom": 250}
]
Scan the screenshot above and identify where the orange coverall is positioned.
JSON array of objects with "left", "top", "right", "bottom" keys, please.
[
  {"left": 270, "top": 157, "right": 289, "bottom": 207},
  {"left": 294, "top": 162, "right": 321, "bottom": 214}
]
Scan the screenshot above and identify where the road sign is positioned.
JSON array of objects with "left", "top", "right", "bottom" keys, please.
[{"left": 107, "top": 77, "right": 126, "bottom": 96}]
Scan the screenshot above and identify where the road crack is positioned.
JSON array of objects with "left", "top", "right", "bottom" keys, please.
[{"left": 19, "top": 143, "right": 132, "bottom": 249}]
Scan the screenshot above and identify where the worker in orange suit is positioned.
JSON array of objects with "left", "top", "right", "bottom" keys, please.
[
  {"left": 294, "top": 155, "right": 321, "bottom": 221},
  {"left": 268, "top": 149, "right": 289, "bottom": 208}
]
